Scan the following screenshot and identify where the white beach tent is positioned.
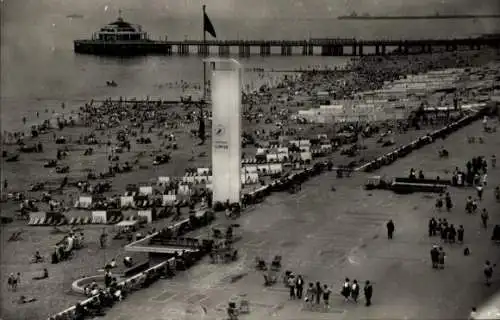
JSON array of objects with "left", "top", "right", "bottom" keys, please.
[
  {"left": 139, "top": 186, "right": 153, "bottom": 196},
  {"left": 92, "top": 211, "right": 107, "bottom": 224},
  {"left": 77, "top": 196, "right": 92, "bottom": 209}
]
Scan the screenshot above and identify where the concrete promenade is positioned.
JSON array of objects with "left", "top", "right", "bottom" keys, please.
[{"left": 101, "top": 119, "right": 500, "bottom": 320}]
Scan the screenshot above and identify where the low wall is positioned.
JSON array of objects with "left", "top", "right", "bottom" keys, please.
[
  {"left": 49, "top": 257, "right": 175, "bottom": 320},
  {"left": 71, "top": 275, "right": 105, "bottom": 295}
]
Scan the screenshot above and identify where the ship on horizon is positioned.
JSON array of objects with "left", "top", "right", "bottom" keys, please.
[{"left": 338, "top": 12, "right": 500, "bottom": 20}]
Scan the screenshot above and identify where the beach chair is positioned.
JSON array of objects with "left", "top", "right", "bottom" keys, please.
[
  {"left": 50, "top": 218, "right": 58, "bottom": 226},
  {"left": 68, "top": 217, "right": 76, "bottom": 225},
  {"left": 40, "top": 217, "right": 48, "bottom": 225},
  {"left": 83, "top": 217, "right": 90, "bottom": 224},
  {"left": 115, "top": 215, "right": 123, "bottom": 222},
  {"left": 28, "top": 217, "right": 35, "bottom": 225},
  {"left": 57, "top": 219, "right": 66, "bottom": 226}
]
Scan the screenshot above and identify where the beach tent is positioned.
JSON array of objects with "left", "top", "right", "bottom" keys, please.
[
  {"left": 197, "top": 168, "right": 210, "bottom": 175},
  {"left": 320, "top": 144, "right": 333, "bottom": 152},
  {"left": 78, "top": 196, "right": 92, "bottom": 209},
  {"left": 138, "top": 210, "right": 154, "bottom": 223},
  {"left": 120, "top": 196, "right": 134, "bottom": 208},
  {"left": 266, "top": 153, "right": 278, "bottom": 162},
  {"left": 241, "top": 173, "right": 259, "bottom": 185},
  {"left": 178, "top": 184, "right": 192, "bottom": 195},
  {"left": 277, "top": 153, "right": 288, "bottom": 161},
  {"left": 269, "top": 164, "right": 283, "bottom": 174},
  {"left": 300, "top": 152, "right": 312, "bottom": 161},
  {"left": 182, "top": 175, "right": 196, "bottom": 183},
  {"left": 115, "top": 220, "right": 139, "bottom": 230},
  {"left": 256, "top": 148, "right": 268, "bottom": 155},
  {"left": 257, "top": 164, "right": 270, "bottom": 174},
  {"left": 28, "top": 211, "right": 47, "bottom": 225},
  {"left": 139, "top": 186, "right": 153, "bottom": 196},
  {"left": 162, "top": 194, "right": 177, "bottom": 206},
  {"left": 157, "top": 176, "right": 170, "bottom": 185},
  {"left": 243, "top": 165, "right": 258, "bottom": 174},
  {"left": 299, "top": 140, "right": 311, "bottom": 147},
  {"left": 92, "top": 211, "right": 107, "bottom": 224},
  {"left": 277, "top": 147, "right": 289, "bottom": 155}
]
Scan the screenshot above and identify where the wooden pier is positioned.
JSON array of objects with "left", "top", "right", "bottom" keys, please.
[{"left": 74, "top": 36, "right": 500, "bottom": 57}]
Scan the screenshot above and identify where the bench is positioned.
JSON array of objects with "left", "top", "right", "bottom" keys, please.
[
  {"left": 394, "top": 177, "right": 452, "bottom": 185},
  {"left": 122, "top": 260, "right": 150, "bottom": 278}
]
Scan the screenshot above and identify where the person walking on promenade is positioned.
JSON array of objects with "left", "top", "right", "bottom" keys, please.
[
  {"left": 322, "top": 284, "right": 331, "bottom": 310},
  {"left": 288, "top": 273, "right": 296, "bottom": 300},
  {"left": 364, "top": 281, "right": 373, "bottom": 306},
  {"left": 431, "top": 245, "right": 439, "bottom": 268},
  {"left": 296, "top": 275, "right": 304, "bottom": 299},
  {"left": 341, "top": 278, "right": 351, "bottom": 302},
  {"left": 315, "top": 281, "right": 322, "bottom": 305},
  {"left": 457, "top": 225, "right": 465, "bottom": 244},
  {"left": 445, "top": 193, "right": 453, "bottom": 212},
  {"left": 351, "top": 280, "right": 360, "bottom": 303},
  {"left": 481, "top": 209, "right": 489, "bottom": 229},
  {"left": 484, "top": 260, "right": 495, "bottom": 286},
  {"left": 477, "top": 184, "right": 484, "bottom": 200},
  {"left": 438, "top": 247, "right": 446, "bottom": 269},
  {"left": 305, "top": 283, "right": 314, "bottom": 308},
  {"left": 386, "top": 220, "right": 395, "bottom": 239}
]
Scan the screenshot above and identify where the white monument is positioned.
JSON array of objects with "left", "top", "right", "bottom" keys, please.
[{"left": 208, "top": 59, "right": 242, "bottom": 203}]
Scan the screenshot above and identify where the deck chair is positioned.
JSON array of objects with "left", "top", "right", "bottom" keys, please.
[
  {"left": 83, "top": 216, "right": 90, "bottom": 224},
  {"left": 57, "top": 219, "right": 66, "bottom": 226},
  {"left": 28, "top": 218, "right": 35, "bottom": 225},
  {"left": 75, "top": 217, "right": 83, "bottom": 225},
  {"left": 46, "top": 217, "right": 53, "bottom": 225},
  {"left": 68, "top": 217, "right": 76, "bottom": 225},
  {"left": 50, "top": 218, "right": 58, "bottom": 226},
  {"left": 115, "top": 215, "right": 123, "bottom": 222},
  {"left": 108, "top": 216, "right": 116, "bottom": 224}
]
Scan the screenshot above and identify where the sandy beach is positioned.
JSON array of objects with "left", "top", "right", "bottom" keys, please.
[{"left": 1, "top": 48, "right": 499, "bottom": 320}]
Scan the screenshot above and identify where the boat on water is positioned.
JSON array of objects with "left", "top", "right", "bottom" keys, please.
[{"left": 73, "top": 12, "right": 171, "bottom": 56}]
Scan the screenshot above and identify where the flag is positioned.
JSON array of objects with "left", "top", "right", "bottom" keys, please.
[{"left": 203, "top": 8, "right": 217, "bottom": 38}]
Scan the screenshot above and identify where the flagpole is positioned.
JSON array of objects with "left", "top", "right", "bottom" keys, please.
[{"left": 202, "top": 4, "right": 207, "bottom": 100}]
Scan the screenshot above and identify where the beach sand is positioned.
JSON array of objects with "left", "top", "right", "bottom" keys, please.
[{"left": 1, "top": 50, "right": 497, "bottom": 320}]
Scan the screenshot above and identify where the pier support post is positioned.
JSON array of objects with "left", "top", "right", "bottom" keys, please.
[
  {"left": 260, "top": 45, "right": 270, "bottom": 56},
  {"left": 302, "top": 45, "right": 308, "bottom": 56},
  {"left": 238, "top": 45, "right": 250, "bottom": 57},
  {"left": 197, "top": 44, "right": 209, "bottom": 56},
  {"left": 352, "top": 45, "right": 357, "bottom": 56},
  {"left": 358, "top": 45, "right": 364, "bottom": 56},
  {"left": 381, "top": 45, "right": 386, "bottom": 55},
  {"left": 308, "top": 45, "right": 314, "bottom": 56},
  {"left": 281, "top": 45, "right": 292, "bottom": 56},
  {"left": 375, "top": 45, "right": 380, "bottom": 55},
  {"left": 218, "top": 45, "right": 230, "bottom": 56}
]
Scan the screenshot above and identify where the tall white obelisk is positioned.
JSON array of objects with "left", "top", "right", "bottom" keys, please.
[{"left": 208, "top": 59, "right": 242, "bottom": 204}]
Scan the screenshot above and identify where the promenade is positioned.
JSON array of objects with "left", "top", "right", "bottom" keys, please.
[{"left": 99, "top": 119, "right": 500, "bottom": 320}]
